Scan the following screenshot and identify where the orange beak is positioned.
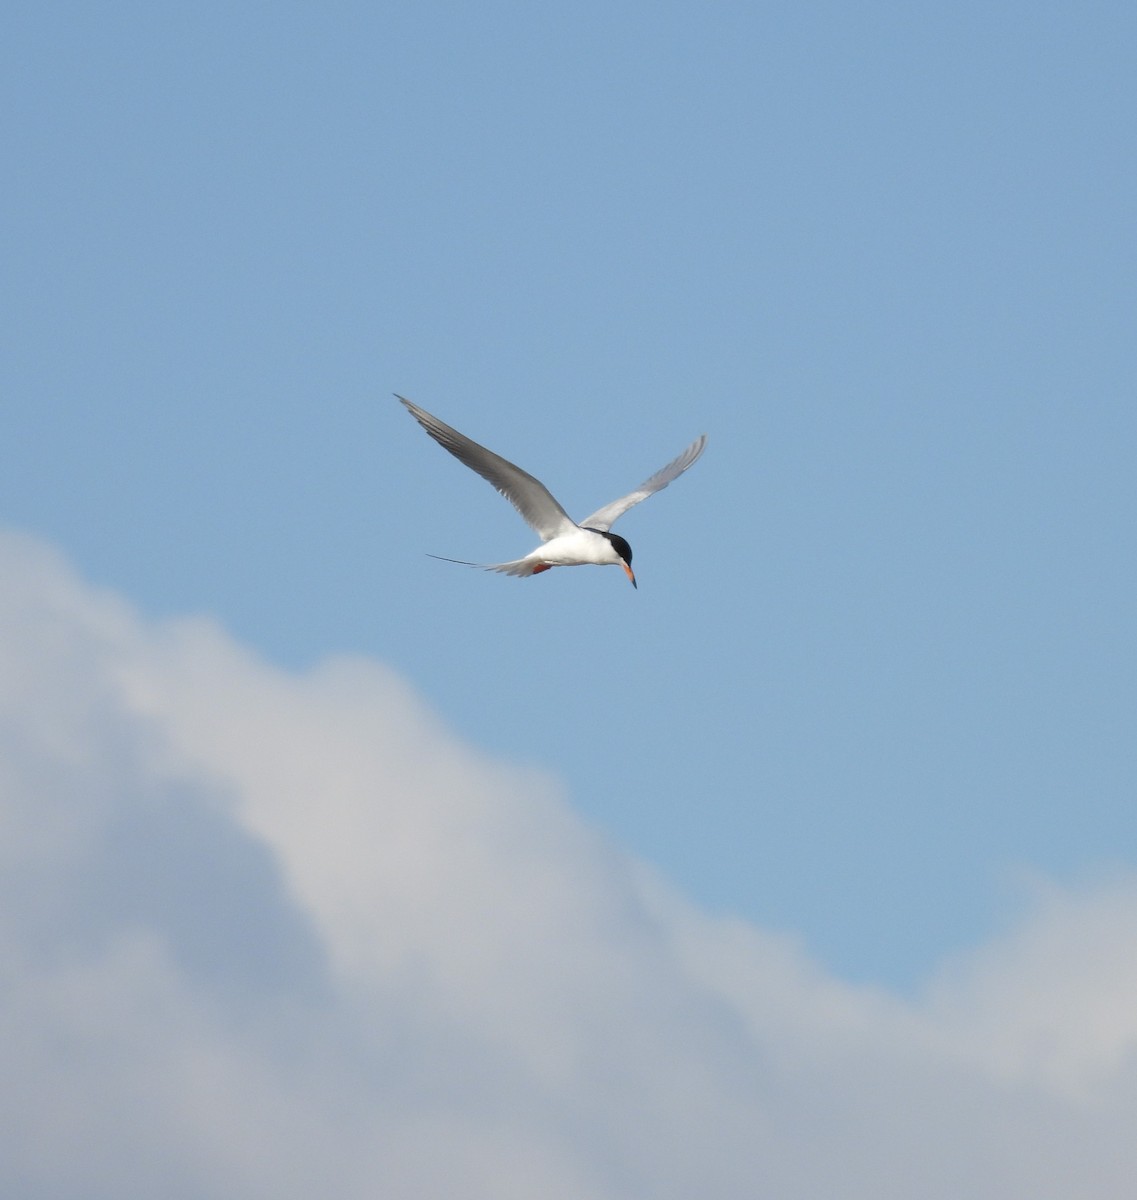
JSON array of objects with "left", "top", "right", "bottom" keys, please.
[{"left": 622, "top": 561, "right": 638, "bottom": 589}]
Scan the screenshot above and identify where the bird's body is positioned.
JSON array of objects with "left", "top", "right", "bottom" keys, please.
[
  {"left": 503, "top": 527, "right": 629, "bottom": 573},
  {"left": 397, "top": 395, "right": 705, "bottom": 587}
]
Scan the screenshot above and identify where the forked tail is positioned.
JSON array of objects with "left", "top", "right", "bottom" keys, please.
[{"left": 425, "top": 554, "right": 551, "bottom": 577}]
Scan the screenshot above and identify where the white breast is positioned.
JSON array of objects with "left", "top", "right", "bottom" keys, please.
[{"left": 530, "top": 528, "right": 622, "bottom": 567}]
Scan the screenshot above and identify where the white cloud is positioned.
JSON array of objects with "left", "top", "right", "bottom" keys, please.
[{"left": 2, "top": 526, "right": 1137, "bottom": 1198}]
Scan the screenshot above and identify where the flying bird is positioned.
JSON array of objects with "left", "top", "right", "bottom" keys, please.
[{"left": 396, "top": 395, "right": 706, "bottom": 588}]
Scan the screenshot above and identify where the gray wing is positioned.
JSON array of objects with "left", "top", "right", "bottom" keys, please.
[
  {"left": 397, "top": 396, "right": 578, "bottom": 542},
  {"left": 579, "top": 434, "right": 707, "bottom": 532}
]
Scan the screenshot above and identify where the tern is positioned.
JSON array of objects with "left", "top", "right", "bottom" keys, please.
[{"left": 397, "top": 395, "right": 706, "bottom": 588}]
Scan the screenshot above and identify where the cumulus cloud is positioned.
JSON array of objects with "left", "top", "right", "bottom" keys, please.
[{"left": 2, "top": 527, "right": 1136, "bottom": 1198}]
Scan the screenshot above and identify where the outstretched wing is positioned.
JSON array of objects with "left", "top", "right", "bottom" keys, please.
[
  {"left": 579, "top": 433, "right": 707, "bottom": 532},
  {"left": 397, "top": 396, "right": 577, "bottom": 542}
]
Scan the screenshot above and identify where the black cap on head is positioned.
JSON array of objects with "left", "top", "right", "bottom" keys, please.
[{"left": 604, "top": 532, "right": 632, "bottom": 566}]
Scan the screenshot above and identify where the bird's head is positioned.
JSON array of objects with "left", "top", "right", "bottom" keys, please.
[{"left": 604, "top": 532, "right": 636, "bottom": 589}]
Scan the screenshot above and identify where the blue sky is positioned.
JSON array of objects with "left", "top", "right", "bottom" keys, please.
[{"left": 5, "top": 0, "right": 1137, "bottom": 977}]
